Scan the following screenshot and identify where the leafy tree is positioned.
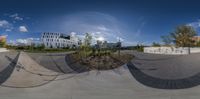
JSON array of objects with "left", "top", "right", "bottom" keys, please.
[
  {"left": 0, "top": 42, "right": 4, "bottom": 47},
  {"left": 84, "top": 33, "right": 92, "bottom": 47},
  {"left": 0, "top": 37, "right": 6, "bottom": 48},
  {"left": 170, "top": 25, "right": 197, "bottom": 47},
  {"left": 37, "top": 44, "right": 45, "bottom": 50},
  {"left": 152, "top": 42, "right": 161, "bottom": 47},
  {"left": 195, "top": 41, "right": 200, "bottom": 47},
  {"left": 135, "top": 44, "right": 144, "bottom": 52},
  {"left": 81, "top": 33, "right": 93, "bottom": 58}
]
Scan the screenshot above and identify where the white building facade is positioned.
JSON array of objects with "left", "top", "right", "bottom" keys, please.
[{"left": 41, "top": 32, "right": 79, "bottom": 48}]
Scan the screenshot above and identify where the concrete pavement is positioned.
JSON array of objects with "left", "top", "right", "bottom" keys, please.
[
  {"left": 0, "top": 65, "right": 200, "bottom": 99},
  {"left": 0, "top": 51, "right": 199, "bottom": 99},
  {"left": 131, "top": 51, "right": 200, "bottom": 79},
  {"left": 28, "top": 52, "right": 75, "bottom": 73},
  {"left": 2, "top": 52, "right": 58, "bottom": 88}
]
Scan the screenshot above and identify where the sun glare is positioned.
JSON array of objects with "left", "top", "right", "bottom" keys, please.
[{"left": 97, "top": 36, "right": 105, "bottom": 41}]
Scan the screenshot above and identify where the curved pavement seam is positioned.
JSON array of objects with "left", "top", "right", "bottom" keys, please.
[{"left": 127, "top": 62, "right": 200, "bottom": 89}]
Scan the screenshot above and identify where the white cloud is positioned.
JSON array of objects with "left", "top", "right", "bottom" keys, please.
[
  {"left": 0, "top": 13, "right": 29, "bottom": 33},
  {"left": 70, "top": 32, "right": 76, "bottom": 36},
  {"left": 0, "top": 20, "right": 10, "bottom": 27},
  {"left": 15, "top": 38, "right": 40, "bottom": 45},
  {"left": 16, "top": 39, "right": 28, "bottom": 44},
  {"left": 9, "top": 40, "right": 15, "bottom": 43},
  {"left": 97, "top": 25, "right": 110, "bottom": 31},
  {"left": 5, "top": 29, "right": 12, "bottom": 32},
  {"left": 28, "top": 38, "right": 40, "bottom": 41},
  {"left": 62, "top": 12, "right": 123, "bottom": 43},
  {"left": 0, "top": 20, "right": 13, "bottom": 32},
  {"left": 19, "top": 26, "right": 28, "bottom": 32},
  {"left": 187, "top": 20, "right": 200, "bottom": 28},
  {"left": 10, "top": 13, "right": 23, "bottom": 21},
  {"left": 39, "top": 12, "right": 138, "bottom": 46},
  {"left": 116, "top": 37, "right": 124, "bottom": 42}
]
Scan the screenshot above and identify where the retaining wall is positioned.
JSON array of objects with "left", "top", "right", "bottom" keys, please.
[
  {"left": 144, "top": 47, "right": 200, "bottom": 55},
  {"left": 0, "top": 48, "right": 8, "bottom": 52}
]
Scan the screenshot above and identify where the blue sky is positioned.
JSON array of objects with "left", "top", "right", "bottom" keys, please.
[{"left": 1, "top": 0, "right": 200, "bottom": 46}]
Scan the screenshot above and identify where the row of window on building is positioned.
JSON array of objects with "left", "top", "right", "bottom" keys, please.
[
  {"left": 43, "top": 32, "right": 60, "bottom": 36},
  {"left": 41, "top": 32, "right": 78, "bottom": 48}
]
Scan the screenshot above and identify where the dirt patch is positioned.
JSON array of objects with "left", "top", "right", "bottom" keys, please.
[{"left": 68, "top": 53, "right": 134, "bottom": 70}]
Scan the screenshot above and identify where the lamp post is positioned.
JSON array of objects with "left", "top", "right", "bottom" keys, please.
[
  {"left": 188, "top": 44, "right": 190, "bottom": 54},
  {"left": 118, "top": 38, "right": 121, "bottom": 58}
]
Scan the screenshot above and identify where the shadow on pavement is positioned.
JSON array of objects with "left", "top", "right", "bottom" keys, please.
[
  {"left": 127, "top": 62, "right": 200, "bottom": 89},
  {"left": 0, "top": 53, "right": 19, "bottom": 85},
  {"left": 65, "top": 54, "right": 90, "bottom": 73},
  {"left": 28, "top": 53, "right": 75, "bottom": 74}
]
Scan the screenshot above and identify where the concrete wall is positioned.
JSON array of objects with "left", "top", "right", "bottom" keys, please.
[
  {"left": 144, "top": 47, "right": 200, "bottom": 55},
  {"left": 0, "top": 48, "right": 8, "bottom": 52}
]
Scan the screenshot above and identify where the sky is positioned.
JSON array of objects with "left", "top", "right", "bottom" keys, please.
[{"left": 1, "top": 0, "right": 200, "bottom": 46}]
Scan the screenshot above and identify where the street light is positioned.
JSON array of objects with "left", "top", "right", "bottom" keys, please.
[{"left": 117, "top": 37, "right": 121, "bottom": 58}]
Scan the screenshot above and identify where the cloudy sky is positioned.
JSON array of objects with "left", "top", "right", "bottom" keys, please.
[{"left": 1, "top": 0, "right": 200, "bottom": 46}]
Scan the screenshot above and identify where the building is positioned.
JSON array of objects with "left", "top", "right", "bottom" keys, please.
[
  {"left": 106, "top": 42, "right": 121, "bottom": 49},
  {"left": 94, "top": 40, "right": 121, "bottom": 49},
  {"left": 191, "top": 36, "right": 200, "bottom": 44},
  {"left": 41, "top": 32, "right": 79, "bottom": 48}
]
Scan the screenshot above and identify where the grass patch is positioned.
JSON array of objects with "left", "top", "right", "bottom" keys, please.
[{"left": 24, "top": 48, "right": 74, "bottom": 53}]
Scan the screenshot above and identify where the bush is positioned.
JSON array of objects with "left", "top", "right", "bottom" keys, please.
[{"left": 134, "top": 44, "right": 144, "bottom": 52}]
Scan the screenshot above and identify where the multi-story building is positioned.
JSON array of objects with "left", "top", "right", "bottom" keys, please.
[{"left": 41, "top": 32, "right": 79, "bottom": 48}]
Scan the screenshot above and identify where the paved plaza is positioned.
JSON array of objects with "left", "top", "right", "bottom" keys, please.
[{"left": 0, "top": 51, "right": 199, "bottom": 99}]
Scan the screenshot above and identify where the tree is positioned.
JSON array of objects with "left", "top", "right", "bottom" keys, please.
[
  {"left": 0, "top": 37, "right": 6, "bottom": 48},
  {"left": 84, "top": 33, "right": 92, "bottom": 47},
  {"left": 170, "top": 25, "right": 197, "bottom": 47},
  {"left": 37, "top": 44, "right": 45, "bottom": 50},
  {"left": 152, "top": 42, "right": 161, "bottom": 47},
  {"left": 161, "top": 35, "right": 172, "bottom": 46},
  {"left": 196, "top": 41, "right": 200, "bottom": 47},
  {"left": 0, "top": 42, "right": 4, "bottom": 47},
  {"left": 82, "top": 33, "right": 93, "bottom": 58},
  {"left": 135, "top": 44, "right": 144, "bottom": 52}
]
